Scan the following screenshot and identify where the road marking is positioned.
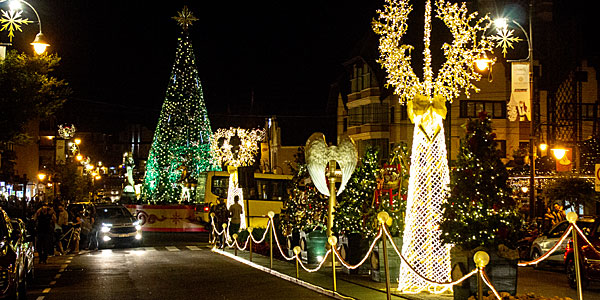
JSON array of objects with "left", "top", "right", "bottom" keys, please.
[
  {"left": 186, "top": 246, "right": 201, "bottom": 251},
  {"left": 144, "top": 247, "right": 156, "bottom": 251},
  {"left": 43, "top": 288, "right": 51, "bottom": 293},
  {"left": 60, "top": 264, "right": 68, "bottom": 269},
  {"left": 55, "top": 274, "right": 61, "bottom": 279},
  {"left": 65, "top": 260, "right": 72, "bottom": 263},
  {"left": 166, "top": 246, "right": 180, "bottom": 252},
  {"left": 50, "top": 281, "right": 56, "bottom": 285},
  {"left": 59, "top": 268, "right": 65, "bottom": 272},
  {"left": 36, "top": 296, "right": 45, "bottom": 300}
]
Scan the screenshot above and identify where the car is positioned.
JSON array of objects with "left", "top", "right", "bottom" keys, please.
[
  {"left": 564, "top": 216, "right": 600, "bottom": 289},
  {"left": 93, "top": 204, "right": 142, "bottom": 249},
  {"left": 9, "top": 219, "right": 34, "bottom": 284},
  {"left": 0, "top": 207, "right": 27, "bottom": 299},
  {"left": 530, "top": 217, "right": 596, "bottom": 268}
]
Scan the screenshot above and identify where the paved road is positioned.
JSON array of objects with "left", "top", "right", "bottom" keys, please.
[
  {"left": 518, "top": 263, "right": 600, "bottom": 299},
  {"left": 26, "top": 232, "right": 330, "bottom": 300}
]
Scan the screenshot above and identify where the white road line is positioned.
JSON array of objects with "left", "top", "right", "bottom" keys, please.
[
  {"left": 42, "top": 288, "right": 51, "bottom": 293},
  {"left": 55, "top": 274, "right": 61, "bottom": 279},
  {"left": 50, "top": 281, "right": 56, "bottom": 285},
  {"left": 59, "top": 268, "right": 65, "bottom": 273},
  {"left": 186, "top": 246, "right": 201, "bottom": 251},
  {"left": 65, "top": 260, "right": 72, "bottom": 263},
  {"left": 165, "top": 246, "right": 180, "bottom": 252},
  {"left": 36, "top": 296, "right": 45, "bottom": 300},
  {"left": 60, "top": 264, "right": 68, "bottom": 269},
  {"left": 144, "top": 247, "right": 156, "bottom": 251}
]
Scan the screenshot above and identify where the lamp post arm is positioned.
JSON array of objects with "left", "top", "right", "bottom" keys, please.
[
  {"left": 512, "top": 20, "right": 531, "bottom": 61},
  {"left": 0, "top": 0, "right": 43, "bottom": 32}
]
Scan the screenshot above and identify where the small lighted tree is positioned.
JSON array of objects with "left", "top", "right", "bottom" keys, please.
[{"left": 374, "top": 0, "right": 494, "bottom": 293}]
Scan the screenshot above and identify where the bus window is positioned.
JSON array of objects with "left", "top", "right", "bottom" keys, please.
[
  {"left": 253, "top": 179, "right": 289, "bottom": 201},
  {"left": 195, "top": 173, "right": 207, "bottom": 203},
  {"left": 211, "top": 176, "right": 229, "bottom": 198}
]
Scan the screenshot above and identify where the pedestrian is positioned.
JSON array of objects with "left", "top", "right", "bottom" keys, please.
[
  {"left": 33, "top": 203, "right": 56, "bottom": 264},
  {"left": 228, "top": 195, "right": 243, "bottom": 237},
  {"left": 86, "top": 207, "right": 98, "bottom": 250},
  {"left": 543, "top": 207, "right": 555, "bottom": 232},
  {"left": 212, "top": 197, "right": 229, "bottom": 247},
  {"left": 552, "top": 202, "right": 566, "bottom": 225},
  {"left": 55, "top": 204, "right": 69, "bottom": 255}
]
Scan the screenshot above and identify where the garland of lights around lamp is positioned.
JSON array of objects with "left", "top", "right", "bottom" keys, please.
[
  {"left": 374, "top": 0, "right": 494, "bottom": 293},
  {"left": 210, "top": 127, "right": 265, "bottom": 230}
]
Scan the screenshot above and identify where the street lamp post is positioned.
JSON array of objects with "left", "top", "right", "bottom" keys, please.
[{"left": 0, "top": 0, "right": 50, "bottom": 55}]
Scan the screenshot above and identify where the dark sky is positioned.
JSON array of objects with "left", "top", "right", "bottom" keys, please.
[
  {"left": 6, "top": 0, "right": 384, "bottom": 145},
  {"left": 5, "top": 0, "right": 596, "bottom": 145}
]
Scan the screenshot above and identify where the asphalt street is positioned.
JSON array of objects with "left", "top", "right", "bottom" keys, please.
[{"left": 26, "top": 232, "right": 330, "bottom": 300}]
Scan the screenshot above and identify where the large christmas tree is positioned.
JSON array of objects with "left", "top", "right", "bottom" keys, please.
[
  {"left": 143, "top": 7, "right": 218, "bottom": 203},
  {"left": 440, "top": 112, "right": 521, "bottom": 251}
]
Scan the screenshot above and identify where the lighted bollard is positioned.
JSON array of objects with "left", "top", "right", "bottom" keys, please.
[
  {"left": 248, "top": 227, "right": 254, "bottom": 262},
  {"left": 378, "top": 211, "right": 392, "bottom": 300},
  {"left": 293, "top": 246, "right": 302, "bottom": 279},
  {"left": 473, "top": 251, "right": 490, "bottom": 300},
  {"left": 221, "top": 223, "right": 228, "bottom": 249},
  {"left": 268, "top": 211, "right": 275, "bottom": 269},
  {"left": 328, "top": 235, "right": 338, "bottom": 293},
  {"left": 232, "top": 233, "right": 238, "bottom": 256},
  {"left": 567, "top": 212, "right": 583, "bottom": 300}
]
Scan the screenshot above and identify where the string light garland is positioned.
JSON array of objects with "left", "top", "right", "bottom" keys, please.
[
  {"left": 143, "top": 7, "right": 219, "bottom": 203},
  {"left": 373, "top": 0, "right": 495, "bottom": 293}
]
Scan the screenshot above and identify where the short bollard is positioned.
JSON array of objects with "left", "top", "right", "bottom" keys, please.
[
  {"left": 328, "top": 236, "right": 338, "bottom": 293},
  {"left": 209, "top": 213, "right": 215, "bottom": 244},
  {"left": 232, "top": 234, "right": 238, "bottom": 256},
  {"left": 567, "top": 212, "right": 583, "bottom": 300},
  {"left": 293, "top": 246, "right": 302, "bottom": 279},
  {"left": 248, "top": 227, "right": 254, "bottom": 262},
  {"left": 221, "top": 223, "right": 227, "bottom": 249},
  {"left": 378, "top": 211, "right": 392, "bottom": 300},
  {"left": 268, "top": 211, "right": 275, "bottom": 269},
  {"left": 473, "top": 251, "right": 490, "bottom": 300}
]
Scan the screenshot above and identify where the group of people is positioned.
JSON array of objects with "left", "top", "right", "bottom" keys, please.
[
  {"left": 210, "top": 195, "right": 243, "bottom": 246},
  {"left": 542, "top": 202, "right": 567, "bottom": 231},
  {"left": 32, "top": 202, "right": 96, "bottom": 263}
]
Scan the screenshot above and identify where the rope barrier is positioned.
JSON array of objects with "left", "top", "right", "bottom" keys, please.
[
  {"left": 518, "top": 225, "right": 574, "bottom": 266},
  {"left": 480, "top": 269, "right": 501, "bottom": 300},
  {"left": 250, "top": 219, "right": 271, "bottom": 244},
  {"left": 573, "top": 223, "right": 600, "bottom": 256},
  {"left": 296, "top": 250, "right": 332, "bottom": 272},
  {"left": 269, "top": 219, "right": 299, "bottom": 261},
  {"left": 332, "top": 227, "right": 383, "bottom": 270}
]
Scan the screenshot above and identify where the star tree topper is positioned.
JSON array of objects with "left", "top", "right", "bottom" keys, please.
[{"left": 172, "top": 6, "right": 198, "bottom": 31}]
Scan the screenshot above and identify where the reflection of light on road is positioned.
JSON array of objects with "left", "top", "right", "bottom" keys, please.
[
  {"left": 131, "top": 249, "right": 145, "bottom": 256},
  {"left": 100, "top": 249, "right": 113, "bottom": 257}
]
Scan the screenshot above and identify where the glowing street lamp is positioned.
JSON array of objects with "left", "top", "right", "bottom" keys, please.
[
  {"left": 74, "top": 138, "right": 81, "bottom": 145},
  {"left": 0, "top": 0, "right": 51, "bottom": 54},
  {"left": 37, "top": 173, "right": 46, "bottom": 181},
  {"left": 76, "top": 154, "right": 83, "bottom": 161},
  {"left": 551, "top": 147, "right": 567, "bottom": 160},
  {"left": 539, "top": 143, "right": 548, "bottom": 151}
]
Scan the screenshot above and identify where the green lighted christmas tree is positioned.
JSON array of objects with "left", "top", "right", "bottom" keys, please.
[
  {"left": 334, "top": 147, "right": 379, "bottom": 237},
  {"left": 440, "top": 112, "right": 521, "bottom": 251},
  {"left": 143, "top": 7, "right": 218, "bottom": 203}
]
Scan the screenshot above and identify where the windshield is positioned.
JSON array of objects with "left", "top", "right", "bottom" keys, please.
[{"left": 97, "top": 207, "right": 132, "bottom": 219}]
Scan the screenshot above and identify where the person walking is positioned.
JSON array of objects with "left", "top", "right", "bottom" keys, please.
[
  {"left": 34, "top": 203, "right": 56, "bottom": 264},
  {"left": 212, "top": 197, "right": 229, "bottom": 247},
  {"left": 55, "top": 204, "right": 69, "bottom": 255},
  {"left": 228, "top": 196, "right": 243, "bottom": 237}
]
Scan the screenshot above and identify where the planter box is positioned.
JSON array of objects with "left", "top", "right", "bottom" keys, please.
[
  {"left": 299, "top": 229, "right": 328, "bottom": 265},
  {"left": 371, "top": 236, "right": 403, "bottom": 283},
  {"left": 451, "top": 249, "right": 518, "bottom": 300},
  {"left": 339, "top": 233, "right": 370, "bottom": 275}
]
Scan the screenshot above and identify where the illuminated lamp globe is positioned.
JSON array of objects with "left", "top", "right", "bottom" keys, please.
[
  {"left": 566, "top": 211, "right": 578, "bottom": 224},
  {"left": 473, "top": 251, "right": 490, "bottom": 268},
  {"left": 37, "top": 173, "right": 46, "bottom": 181},
  {"left": 222, "top": 223, "right": 227, "bottom": 229},
  {"left": 521, "top": 186, "right": 529, "bottom": 193},
  {"left": 377, "top": 211, "right": 390, "bottom": 224},
  {"left": 31, "top": 32, "right": 50, "bottom": 55},
  {"left": 267, "top": 211, "right": 275, "bottom": 219},
  {"left": 493, "top": 18, "right": 508, "bottom": 30},
  {"left": 551, "top": 148, "right": 567, "bottom": 160},
  {"left": 76, "top": 154, "right": 83, "bottom": 161},
  {"left": 232, "top": 233, "right": 238, "bottom": 240},
  {"left": 539, "top": 143, "right": 548, "bottom": 151},
  {"left": 247, "top": 227, "right": 253, "bottom": 233},
  {"left": 293, "top": 246, "right": 301, "bottom": 255},
  {"left": 328, "top": 236, "right": 337, "bottom": 246},
  {"left": 74, "top": 138, "right": 81, "bottom": 145}
]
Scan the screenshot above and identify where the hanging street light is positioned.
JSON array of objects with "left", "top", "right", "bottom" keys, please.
[{"left": 0, "top": 0, "right": 50, "bottom": 54}]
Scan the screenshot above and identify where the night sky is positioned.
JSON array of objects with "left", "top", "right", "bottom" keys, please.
[{"left": 4, "top": 0, "right": 596, "bottom": 145}]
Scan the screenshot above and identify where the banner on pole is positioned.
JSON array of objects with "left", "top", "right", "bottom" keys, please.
[{"left": 508, "top": 62, "right": 530, "bottom": 122}]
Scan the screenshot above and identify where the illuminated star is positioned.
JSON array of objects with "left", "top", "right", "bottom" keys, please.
[
  {"left": 489, "top": 28, "right": 523, "bottom": 58},
  {"left": 172, "top": 6, "right": 198, "bottom": 31},
  {"left": 0, "top": 9, "right": 33, "bottom": 42}
]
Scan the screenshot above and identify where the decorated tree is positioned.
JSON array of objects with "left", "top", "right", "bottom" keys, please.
[
  {"left": 440, "top": 112, "right": 521, "bottom": 251},
  {"left": 334, "top": 147, "right": 379, "bottom": 237},
  {"left": 279, "top": 147, "right": 327, "bottom": 235},
  {"left": 143, "top": 7, "right": 218, "bottom": 203}
]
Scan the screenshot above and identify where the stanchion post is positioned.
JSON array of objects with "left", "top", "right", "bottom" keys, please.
[
  {"left": 474, "top": 251, "right": 490, "bottom": 300},
  {"left": 210, "top": 213, "right": 215, "bottom": 244},
  {"left": 567, "top": 212, "right": 583, "bottom": 300},
  {"left": 233, "top": 233, "right": 238, "bottom": 256},
  {"left": 378, "top": 212, "right": 392, "bottom": 300},
  {"left": 268, "top": 211, "right": 275, "bottom": 269},
  {"left": 221, "top": 223, "right": 227, "bottom": 249},
  {"left": 328, "top": 236, "right": 338, "bottom": 293},
  {"left": 248, "top": 227, "right": 254, "bottom": 262},
  {"left": 293, "top": 246, "right": 301, "bottom": 279}
]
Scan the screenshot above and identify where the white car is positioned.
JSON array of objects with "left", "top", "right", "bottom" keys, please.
[{"left": 529, "top": 217, "right": 595, "bottom": 268}]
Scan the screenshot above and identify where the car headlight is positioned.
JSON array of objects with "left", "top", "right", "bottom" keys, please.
[{"left": 133, "top": 221, "right": 142, "bottom": 231}]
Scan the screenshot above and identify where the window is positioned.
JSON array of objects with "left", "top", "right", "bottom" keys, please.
[
  {"left": 211, "top": 176, "right": 229, "bottom": 198},
  {"left": 348, "top": 104, "right": 390, "bottom": 126},
  {"left": 460, "top": 100, "right": 506, "bottom": 118},
  {"left": 252, "top": 179, "right": 289, "bottom": 201},
  {"left": 581, "top": 103, "right": 597, "bottom": 120}
]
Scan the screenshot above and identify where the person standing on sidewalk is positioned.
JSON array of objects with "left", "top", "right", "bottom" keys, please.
[
  {"left": 228, "top": 196, "right": 243, "bottom": 237},
  {"left": 55, "top": 204, "right": 69, "bottom": 254},
  {"left": 34, "top": 203, "right": 56, "bottom": 264}
]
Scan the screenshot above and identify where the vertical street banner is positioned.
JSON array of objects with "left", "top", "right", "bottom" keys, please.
[
  {"left": 508, "top": 62, "right": 531, "bottom": 121},
  {"left": 55, "top": 139, "right": 66, "bottom": 165},
  {"left": 595, "top": 164, "right": 600, "bottom": 192}
]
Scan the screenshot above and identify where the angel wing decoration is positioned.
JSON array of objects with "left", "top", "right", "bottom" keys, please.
[{"left": 305, "top": 133, "right": 358, "bottom": 196}]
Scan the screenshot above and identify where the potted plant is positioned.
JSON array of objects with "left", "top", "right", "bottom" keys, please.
[{"left": 440, "top": 112, "right": 522, "bottom": 300}]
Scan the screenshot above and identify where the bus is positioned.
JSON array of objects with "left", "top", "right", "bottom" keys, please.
[{"left": 195, "top": 171, "right": 292, "bottom": 228}]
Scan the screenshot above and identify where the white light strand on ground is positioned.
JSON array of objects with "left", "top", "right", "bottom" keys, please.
[
  {"left": 296, "top": 250, "right": 332, "bottom": 273},
  {"left": 269, "top": 218, "right": 298, "bottom": 261},
  {"left": 481, "top": 269, "right": 502, "bottom": 300},
  {"left": 573, "top": 224, "right": 600, "bottom": 256},
  {"left": 518, "top": 225, "right": 573, "bottom": 266},
  {"left": 384, "top": 226, "right": 475, "bottom": 289},
  {"left": 333, "top": 228, "right": 383, "bottom": 270}
]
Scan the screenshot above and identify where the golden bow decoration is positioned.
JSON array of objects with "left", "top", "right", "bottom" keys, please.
[{"left": 407, "top": 94, "right": 447, "bottom": 125}]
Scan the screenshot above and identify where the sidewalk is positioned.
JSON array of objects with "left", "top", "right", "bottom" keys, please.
[{"left": 213, "top": 246, "right": 453, "bottom": 300}]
